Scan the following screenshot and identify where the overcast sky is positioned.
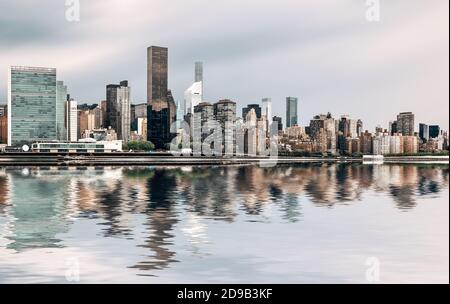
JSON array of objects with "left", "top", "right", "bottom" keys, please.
[{"left": 0, "top": 0, "right": 448, "bottom": 131}]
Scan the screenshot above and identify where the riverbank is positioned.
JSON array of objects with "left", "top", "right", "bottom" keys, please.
[{"left": 0, "top": 153, "right": 448, "bottom": 166}]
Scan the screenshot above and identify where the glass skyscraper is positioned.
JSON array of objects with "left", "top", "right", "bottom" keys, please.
[
  {"left": 8, "top": 66, "right": 57, "bottom": 146},
  {"left": 286, "top": 97, "right": 298, "bottom": 128},
  {"left": 147, "top": 46, "right": 176, "bottom": 149},
  {"left": 56, "top": 81, "right": 68, "bottom": 141}
]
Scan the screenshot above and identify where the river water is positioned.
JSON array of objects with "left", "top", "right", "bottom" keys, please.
[{"left": 0, "top": 163, "right": 448, "bottom": 283}]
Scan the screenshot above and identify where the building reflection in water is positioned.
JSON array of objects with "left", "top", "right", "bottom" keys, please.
[{"left": 0, "top": 163, "right": 448, "bottom": 273}]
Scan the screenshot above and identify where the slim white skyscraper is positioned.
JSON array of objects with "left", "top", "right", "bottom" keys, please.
[
  {"left": 66, "top": 100, "right": 78, "bottom": 142},
  {"left": 262, "top": 97, "right": 272, "bottom": 127}
]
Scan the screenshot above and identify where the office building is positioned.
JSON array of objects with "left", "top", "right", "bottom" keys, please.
[
  {"left": 8, "top": 66, "right": 57, "bottom": 146},
  {"left": 429, "top": 125, "right": 440, "bottom": 139},
  {"left": 273, "top": 116, "right": 283, "bottom": 134},
  {"left": 66, "top": 100, "right": 78, "bottom": 142},
  {"left": 262, "top": 98, "right": 272, "bottom": 135},
  {"left": 310, "top": 113, "right": 336, "bottom": 154},
  {"left": 106, "top": 81, "right": 131, "bottom": 142},
  {"left": 419, "top": 123, "right": 429, "bottom": 143},
  {"left": 193, "top": 102, "right": 214, "bottom": 144},
  {"left": 214, "top": 99, "right": 236, "bottom": 155},
  {"left": 396, "top": 112, "right": 415, "bottom": 136},
  {"left": 286, "top": 97, "right": 298, "bottom": 127},
  {"left": 147, "top": 46, "right": 176, "bottom": 148},
  {"left": 56, "top": 81, "right": 68, "bottom": 141},
  {"left": 242, "top": 104, "right": 262, "bottom": 121}
]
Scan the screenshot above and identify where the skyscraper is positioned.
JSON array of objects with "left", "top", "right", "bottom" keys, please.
[
  {"left": 242, "top": 104, "right": 262, "bottom": 121},
  {"left": 429, "top": 125, "right": 440, "bottom": 139},
  {"left": 272, "top": 116, "right": 283, "bottom": 133},
  {"left": 214, "top": 99, "right": 236, "bottom": 155},
  {"left": 286, "top": 97, "right": 298, "bottom": 128},
  {"left": 262, "top": 98, "right": 272, "bottom": 135},
  {"left": 66, "top": 100, "right": 78, "bottom": 142},
  {"left": 106, "top": 80, "right": 131, "bottom": 142},
  {"left": 419, "top": 123, "right": 429, "bottom": 143},
  {"left": 8, "top": 66, "right": 57, "bottom": 146},
  {"left": 195, "top": 62, "right": 203, "bottom": 83},
  {"left": 147, "top": 46, "right": 176, "bottom": 148},
  {"left": 56, "top": 81, "right": 68, "bottom": 141},
  {"left": 396, "top": 112, "right": 415, "bottom": 136}
]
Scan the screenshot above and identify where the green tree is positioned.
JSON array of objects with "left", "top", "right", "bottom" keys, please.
[{"left": 126, "top": 141, "right": 155, "bottom": 152}]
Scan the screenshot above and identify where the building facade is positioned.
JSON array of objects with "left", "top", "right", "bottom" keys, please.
[
  {"left": 8, "top": 66, "right": 57, "bottom": 146},
  {"left": 106, "top": 81, "right": 131, "bottom": 142},
  {"left": 396, "top": 112, "right": 415, "bottom": 136},
  {"left": 286, "top": 97, "right": 298, "bottom": 128},
  {"left": 214, "top": 99, "right": 236, "bottom": 155},
  {"left": 66, "top": 100, "right": 78, "bottom": 142},
  {"left": 147, "top": 46, "right": 177, "bottom": 148}
]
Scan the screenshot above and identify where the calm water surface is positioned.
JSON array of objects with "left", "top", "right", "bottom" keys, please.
[{"left": 0, "top": 163, "right": 448, "bottom": 283}]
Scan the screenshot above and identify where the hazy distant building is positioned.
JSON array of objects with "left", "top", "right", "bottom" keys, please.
[
  {"left": 195, "top": 61, "right": 203, "bottom": 84},
  {"left": 0, "top": 105, "right": 7, "bottom": 144},
  {"left": 262, "top": 98, "right": 272, "bottom": 135},
  {"left": 286, "top": 97, "right": 298, "bottom": 128},
  {"left": 396, "top": 112, "right": 415, "bottom": 136},
  {"left": 131, "top": 103, "right": 147, "bottom": 131},
  {"left": 106, "top": 81, "right": 131, "bottom": 142},
  {"left": 194, "top": 102, "right": 214, "bottom": 144},
  {"left": 8, "top": 66, "right": 57, "bottom": 146},
  {"left": 310, "top": 113, "right": 336, "bottom": 154},
  {"left": 273, "top": 116, "right": 283, "bottom": 134}
]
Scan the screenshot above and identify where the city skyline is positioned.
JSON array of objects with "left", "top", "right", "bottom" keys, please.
[{"left": 0, "top": 0, "right": 448, "bottom": 132}]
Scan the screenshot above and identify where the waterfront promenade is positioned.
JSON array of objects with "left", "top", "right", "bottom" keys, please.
[{"left": 0, "top": 152, "right": 448, "bottom": 166}]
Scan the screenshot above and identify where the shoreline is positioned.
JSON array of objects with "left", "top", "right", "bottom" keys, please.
[{"left": 0, "top": 153, "right": 448, "bottom": 166}]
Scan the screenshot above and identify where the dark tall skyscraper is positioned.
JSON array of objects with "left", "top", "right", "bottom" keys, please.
[
  {"left": 419, "top": 123, "right": 429, "bottom": 142},
  {"left": 286, "top": 97, "right": 298, "bottom": 127},
  {"left": 429, "top": 125, "right": 440, "bottom": 139},
  {"left": 147, "top": 46, "right": 176, "bottom": 148},
  {"left": 242, "top": 104, "right": 262, "bottom": 121}
]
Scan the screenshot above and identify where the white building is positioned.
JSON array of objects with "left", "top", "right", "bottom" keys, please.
[
  {"left": 66, "top": 100, "right": 78, "bottom": 142},
  {"left": 373, "top": 133, "right": 391, "bottom": 155},
  {"left": 389, "top": 135, "right": 403, "bottom": 154},
  {"left": 184, "top": 81, "right": 203, "bottom": 115},
  {"left": 262, "top": 98, "right": 272, "bottom": 135}
]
